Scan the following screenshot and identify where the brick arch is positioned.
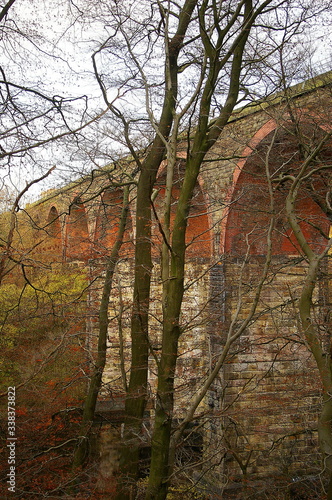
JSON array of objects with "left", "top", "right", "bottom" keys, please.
[
  {"left": 47, "top": 206, "right": 62, "bottom": 239},
  {"left": 65, "top": 198, "right": 91, "bottom": 262},
  {"left": 220, "top": 120, "right": 277, "bottom": 253},
  {"left": 93, "top": 188, "right": 133, "bottom": 258},
  {"left": 152, "top": 160, "right": 212, "bottom": 259},
  {"left": 43, "top": 205, "right": 63, "bottom": 259},
  {"left": 222, "top": 120, "right": 331, "bottom": 256},
  {"left": 33, "top": 205, "right": 63, "bottom": 263}
]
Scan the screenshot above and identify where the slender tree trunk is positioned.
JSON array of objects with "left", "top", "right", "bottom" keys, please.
[
  {"left": 145, "top": 3, "right": 254, "bottom": 496},
  {"left": 72, "top": 186, "right": 130, "bottom": 470},
  {"left": 298, "top": 261, "right": 332, "bottom": 500},
  {"left": 286, "top": 159, "right": 332, "bottom": 498},
  {"left": 146, "top": 269, "right": 184, "bottom": 500},
  {"left": 116, "top": 4, "right": 198, "bottom": 497},
  {"left": 0, "top": 0, "right": 17, "bottom": 23},
  {"left": 117, "top": 167, "right": 156, "bottom": 492}
]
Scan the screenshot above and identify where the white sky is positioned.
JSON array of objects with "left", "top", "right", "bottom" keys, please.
[{"left": 1, "top": 0, "right": 332, "bottom": 207}]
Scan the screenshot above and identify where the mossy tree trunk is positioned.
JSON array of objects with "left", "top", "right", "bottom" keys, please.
[
  {"left": 285, "top": 135, "right": 332, "bottom": 499},
  {"left": 116, "top": 3, "right": 198, "bottom": 497},
  {"left": 145, "top": 2, "right": 265, "bottom": 497},
  {"left": 72, "top": 185, "right": 130, "bottom": 470}
]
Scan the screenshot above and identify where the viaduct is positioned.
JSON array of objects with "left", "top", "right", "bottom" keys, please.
[{"left": 12, "top": 71, "right": 332, "bottom": 490}]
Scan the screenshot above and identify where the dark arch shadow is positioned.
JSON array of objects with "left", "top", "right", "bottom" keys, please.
[
  {"left": 224, "top": 122, "right": 331, "bottom": 257},
  {"left": 65, "top": 198, "right": 91, "bottom": 262},
  {"left": 152, "top": 161, "right": 213, "bottom": 260}
]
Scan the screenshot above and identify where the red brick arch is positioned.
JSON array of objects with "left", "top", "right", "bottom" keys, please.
[
  {"left": 152, "top": 160, "right": 213, "bottom": 259},
  {"left": 222, "top": 119, "right": 331, "bottom": 256},
  {"left": 36, "top": 205, "right": 63, "bottom": 262},
  {"left": 47, "top": 206, "right": 62, "bottom": 239},
  {"left": 93, "top": 188, "right": 134, "bottom": 258},
  {"left": 65, "top": 199, "right": 91, "bottom": 262}
]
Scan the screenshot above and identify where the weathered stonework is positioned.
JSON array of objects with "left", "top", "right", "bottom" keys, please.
[{"left": 10, "top": 71, "right": 332, "bottom": 490}]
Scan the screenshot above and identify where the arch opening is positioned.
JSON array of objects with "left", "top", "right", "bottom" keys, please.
[
  {"left": 94, "top": 189, "right": 133, "bottom": 258},
  {"left": 65, "top": 199, "right": 90, "bottom": 262},
  {"left": 47, "top": 206, "right": 61, "bottom": 239},
  {"left": 224, "top": 123, "right": 331, "bottom": 257},
  {"left": 152, "top": 162, "right": 212, "bottom": 259}
]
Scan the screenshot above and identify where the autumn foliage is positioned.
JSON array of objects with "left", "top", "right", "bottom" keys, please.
[{"left": 0, "top": 266, "right": 104, "bottom": 498}]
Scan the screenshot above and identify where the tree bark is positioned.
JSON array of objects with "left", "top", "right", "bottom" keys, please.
[
  {"left": 0, "top": 0, "right": 16, "bottom": 23},
  {"left": 72, "top": 186, "right": 130, "bottom": 470},
  {"left": 145, "top": 5, "right": 256, "bottom": 498},
  {"left": 117, "top": 4, "right": 198, "bottom": 497}
]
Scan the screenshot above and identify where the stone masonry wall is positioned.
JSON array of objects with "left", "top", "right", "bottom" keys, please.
[{"left": 10, "top": 72, "right": 332, "bottom": 484}]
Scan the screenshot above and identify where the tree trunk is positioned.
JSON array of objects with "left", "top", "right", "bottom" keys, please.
[
  {"left": 145, "top": 274, "right": 184, "bottom": 500},
  {"left": 286, "top": 168, "right": 332, "bottom": 498},
  {"left": 299, "top": 264, "right": 332, "bottom": 499},
  {"left": 116, "top": 4, "right": 198, "bottom": 497},
  {"left": 72, "top": 186, "right": 130, "bottom": 470},
  {"left": 117, "top": 170, "right": 155, "bottom": 492},
  {"left": 145, "top": 3, "right": 254, "bottom": 496}
]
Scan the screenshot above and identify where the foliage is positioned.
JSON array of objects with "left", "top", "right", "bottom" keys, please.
[
  {"left": 0, "top": 265, "right": 89, "bottom": 497},
  {"left": 2, "top": 1, "right": 332, "bottom": 499},
  {"left": 0, "top": 267, "right": 87, "bottom": 391}
]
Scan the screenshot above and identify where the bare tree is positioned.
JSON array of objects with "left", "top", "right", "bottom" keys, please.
[
  {"left": 72, "top": 181, "right": 132, "bottom": 470},
  {"left": 281, "top": 127, "right": 332, "bottom": 498},
  {"left": 226, "top": 87, "right": 332, "bottom": 496},
  {"left": 81, "top": 1, "right": 332, "bottom": 499},
  {"left": 2, "top": 0, "right": 332, "bottom": 498}
]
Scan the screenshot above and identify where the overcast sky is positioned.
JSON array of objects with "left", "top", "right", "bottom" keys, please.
[{"left": 1, "top": 0, "right": 332, "bottom": 206}]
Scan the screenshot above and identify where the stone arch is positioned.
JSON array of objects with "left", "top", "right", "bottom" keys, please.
[
  {"left": 223, "top": 119, "right": 331, "bottom": 256},
  {"left": 152, "top": 160, "right": 212, "bottom": 259},
  {"left": 33, "top": 206, "right": 63, "bottom": 263},
  {"left": 93, "top": 188, "right": 133, "bottom": 258},
  {"left": 44, "top": 205, "right": 63, "bottom": 259},
  {"left": 47, "top": 206, "right": 62, "bottom": 239},
  {"left": 218, "top": 116, "right": 332, "bottom": 480},
  {"left": 65, "top": 198, "right": 90, "bottom": 262}
]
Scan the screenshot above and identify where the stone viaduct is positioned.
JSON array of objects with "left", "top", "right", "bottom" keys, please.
[{"left": 15, "top": 71, "right": 332, "bottom": 488}]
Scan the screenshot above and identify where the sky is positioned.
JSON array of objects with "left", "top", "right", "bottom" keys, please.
[{"left": 1, "top": 0, "right": 332, "bottom": 207}]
